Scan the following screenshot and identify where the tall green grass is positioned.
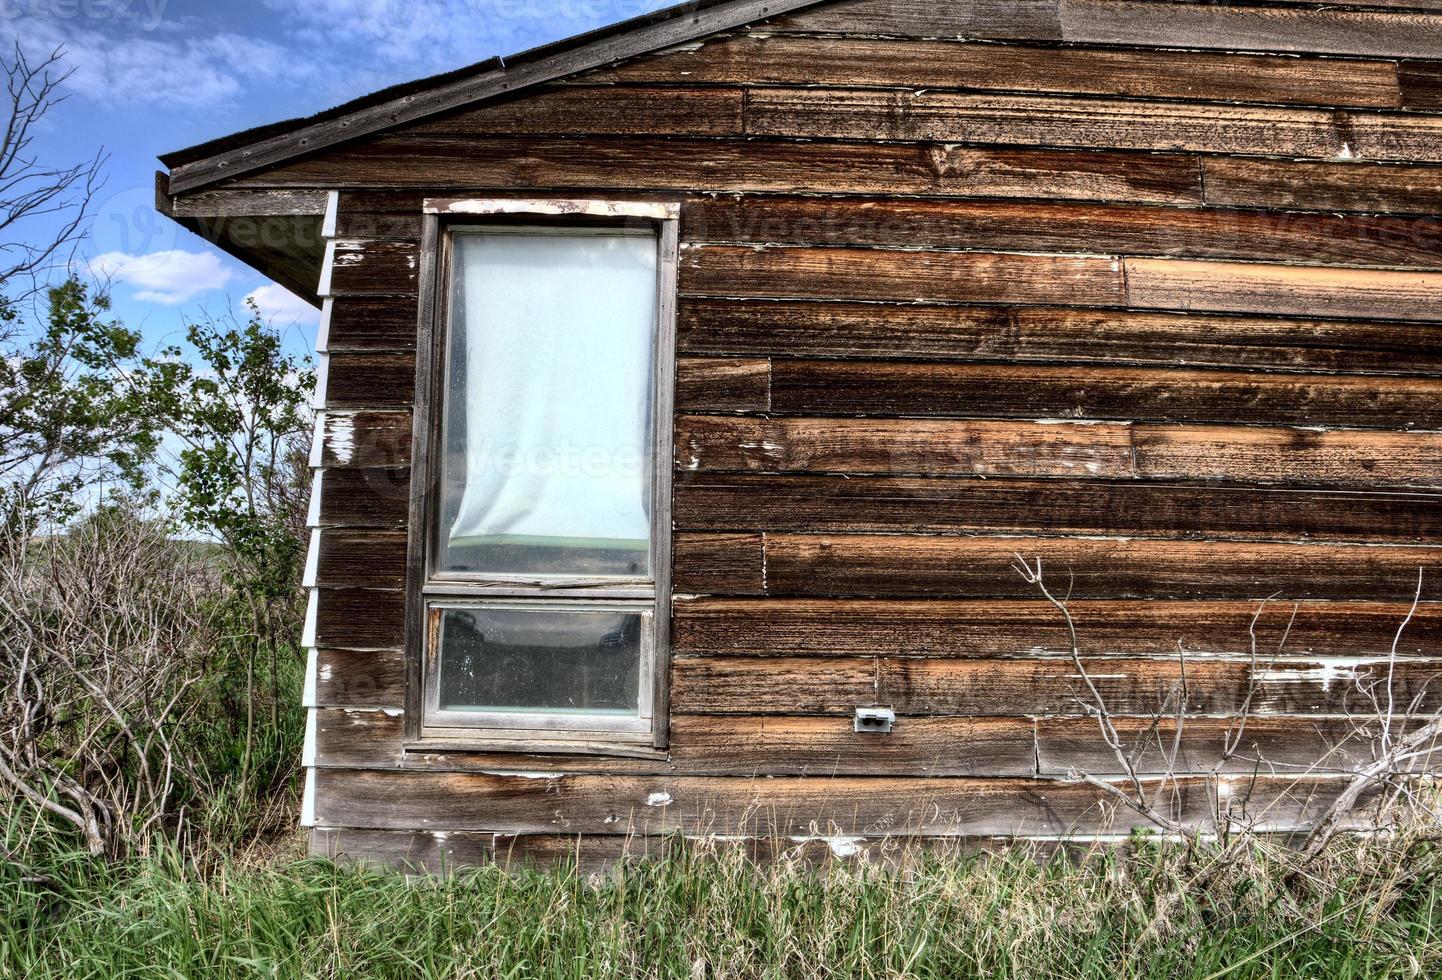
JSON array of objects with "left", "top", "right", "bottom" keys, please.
[{"left": 4, "top": 825, "right": 1438, "bottom": 979}]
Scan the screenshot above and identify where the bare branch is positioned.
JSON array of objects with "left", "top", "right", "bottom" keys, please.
[
  {"left": 1013, "top": 555, "right": 1185, "bottom": 835},
  {"left": 0, "top": 43, "right": 105, "bottom": 300}
]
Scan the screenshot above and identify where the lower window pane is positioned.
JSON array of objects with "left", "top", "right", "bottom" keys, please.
[{"left": 434, "top": 606, "right": 643, "bottom": 718}]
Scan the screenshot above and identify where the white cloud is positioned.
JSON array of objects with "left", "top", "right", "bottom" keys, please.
[
  {"left": 89, "top": 249, "right": 233, "bottom": 304},
  {"left": 245, "top": 284, "right": 320, "bottom": 326},
  {"left": 19, "top": 1, "right": 665, "bottom": 114},
  {"left": 262, "top": 0, "right": 666, "bottom": 95},
  {"left": 19, "top": 16, "right": 307, "bottom": 109}
]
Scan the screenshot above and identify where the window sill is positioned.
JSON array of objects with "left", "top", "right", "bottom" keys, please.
[{"left": 405, "top": 738, "right": 669, "bottom": 761}]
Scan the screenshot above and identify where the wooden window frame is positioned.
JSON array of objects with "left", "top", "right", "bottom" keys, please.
[{"left": 404, "top": 198, "right": 679, "bottom": 755}]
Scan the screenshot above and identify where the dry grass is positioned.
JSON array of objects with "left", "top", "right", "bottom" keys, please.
[{"left": 4, "top": 814, "right": 1440, "bottom": 979}]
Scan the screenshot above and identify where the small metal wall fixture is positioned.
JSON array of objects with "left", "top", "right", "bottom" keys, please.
[{"left": 854, "top": 707, "right": 896, "bottom": 734}]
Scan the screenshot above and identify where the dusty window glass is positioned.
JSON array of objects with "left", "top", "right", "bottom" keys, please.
[
  {"left": 433, "top": 606, "right": 645, "bottom": 719},
  {"left": 437, "top": 227, "right": 658, "bottom": 580}
]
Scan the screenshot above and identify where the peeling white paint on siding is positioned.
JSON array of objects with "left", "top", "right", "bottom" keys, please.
[
  {"left": 325, "top": 414, "right": 355, "bottom": 466},
  {"left": 1256, "top": 663, "right": 1359, "bottom": 692},
  {"left": 739, "top": 441, "right": 785, "bottom": 457},
  {"left": 787, "top": 836, "right": 867, "bottom": 858},
  {"left": 425, "top": 198, "right": 677, "bottom": 220}
]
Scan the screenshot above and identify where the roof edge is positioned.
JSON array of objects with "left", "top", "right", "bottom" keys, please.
[{"left": 163, "top": 0, "right": 828, "bottom": 196}]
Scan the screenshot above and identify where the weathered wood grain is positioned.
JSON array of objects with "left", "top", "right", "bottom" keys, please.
[
  {"left": 313, "top": 592, "right": 405, "bottom": 650},
  {"left": 312, "top": 648, "right": 406, "bottom": 708},
  {"left": 1170, "top": 0, "right": 1442, "bottom": 10},
  {"left": 673, "top": 533, "right": 767, "bottom": 595},
  {"left": 745, "top": 88, "right": 1442, "bottom": 163},
  {"left": 309, "top": 829, "right": 1044, "bottom": 874},
  {"left": 1124, "top": 258, "right": 1442, "bottom": 321},
  {"left": 676, "top": 415, "right": 1138, "bottom": 479},
  {"left": 316, "top": 530, "right": 407, "bottom": 589},
  {"left": 676, "top": 358, "right": 1442, "bottom": 429},
  {"left": 673, "top": 656, "right": 1442, "bottom": 717},
  {"left": 324, "top": 353, "right": 416, "bottom": 409},
  {"left": 677, "top": 415, "right": 1442, "bottom": 488},
  {"left": 768, "top": 0, "right": 1064, "bottom": 39},
  {"left": 591, "top": 34, "right": 1402, "bottom": 109},
  {"left": 680, "top": 245, "right": 1126, "bottom": 307},
  {"left": 410, "top": 85, "right": 744, "bottom": 138},
  {"left": 677, "top": 299, "right": 1442, "bottom": 376},
  {"left": 324, "top": 240, "right": 419, "bottom": 297},
  {"left": 310, "top": 768, "right": 1351, "bottom": 836},
  {"left": 242, "top": 137, "right": 1204, "bottom": 205},
  {"left": 313, "top": 468, "right": 410, "bottom": 528},
  {"left": 332, "top": 210, "right": 427, "bottom": 240},
  {"left": 309, "top": 828, "right": 1090, "bottom": 874},
  {"left": 1036, "top": 716, "right": 1439, "bottom": 777},
  {"left": 673, "top": 474, "right": 1442, "bottom": 544},
  {"left": 312, "top": 710, "right": 1040, "bottom": 777},
  {"left": 168, "top": 187, "right": 330, "bottom": 218},
  {"left": 676, "top": 357, "right": 770, "bottom": 413},
  {"left": 1203, "top": 157, "right": 1442, "bottom": 216},
  {"left": 683, "top": 196, "right": 1442, "bottom": 270},
  {"left": 311, "top": 612, "right": 1436, "bottom": 712},
  {"left": 682, "top": 246, "right": 1442, "bottom": 320},
  {"left": 1134, "top": 425, "right": 1442, "bottom": 489},
  {"left": 1058, "top": 0, "right": 1442, "bottom": 59},
  {"left": 673, "top": 598, "right": 1442, "bottom": 658},
  {"left": 323, "top": 297, "right": 419, "bottom": 351},
  {"left": 309, "top": 828, "right": 626, "bottom": 873},
  {"left": 1400, "top": 59, "right": 1442, "bottom": 109},
  {"left": 673, "top": 531, "right": 1440, "bottom": 600}
]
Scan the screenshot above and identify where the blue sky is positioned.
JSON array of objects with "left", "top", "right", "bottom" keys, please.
[{"left": 12, "top": 0, "right": 666, "bottom": 354}]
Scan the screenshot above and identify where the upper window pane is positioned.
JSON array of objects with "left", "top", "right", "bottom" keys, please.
[{"left": 438, "top": 227, "right": 658, "bottom": 578}]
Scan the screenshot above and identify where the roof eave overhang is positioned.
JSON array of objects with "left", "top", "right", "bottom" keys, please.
[{"left": 162, "top": 0, "right": 828, "bottom": 197}]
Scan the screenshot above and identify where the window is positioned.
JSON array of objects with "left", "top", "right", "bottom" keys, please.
[{"left": 408, "top": 200, "right": 678, "bottom": 751}]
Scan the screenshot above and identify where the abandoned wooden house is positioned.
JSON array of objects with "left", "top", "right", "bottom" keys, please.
[{"left": 156, "top": 0, "right": 1442, "bottom": 868}]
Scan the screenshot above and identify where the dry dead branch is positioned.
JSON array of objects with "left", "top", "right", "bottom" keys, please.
[
  {"left": 1013, "top": 554, "right": 1440, "bottom": 855},
  {"left": 0, "top": 507, "right": 219, "bottom": 856}
]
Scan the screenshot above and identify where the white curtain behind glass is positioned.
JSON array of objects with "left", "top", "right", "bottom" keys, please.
[{"left": 446, "top": 229, "right": 657, "bottom": 557}]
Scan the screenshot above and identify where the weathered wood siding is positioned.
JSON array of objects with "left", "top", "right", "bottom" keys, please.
[{"left": 219, "top": 0, "right": 1442, "bottom": 865}]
